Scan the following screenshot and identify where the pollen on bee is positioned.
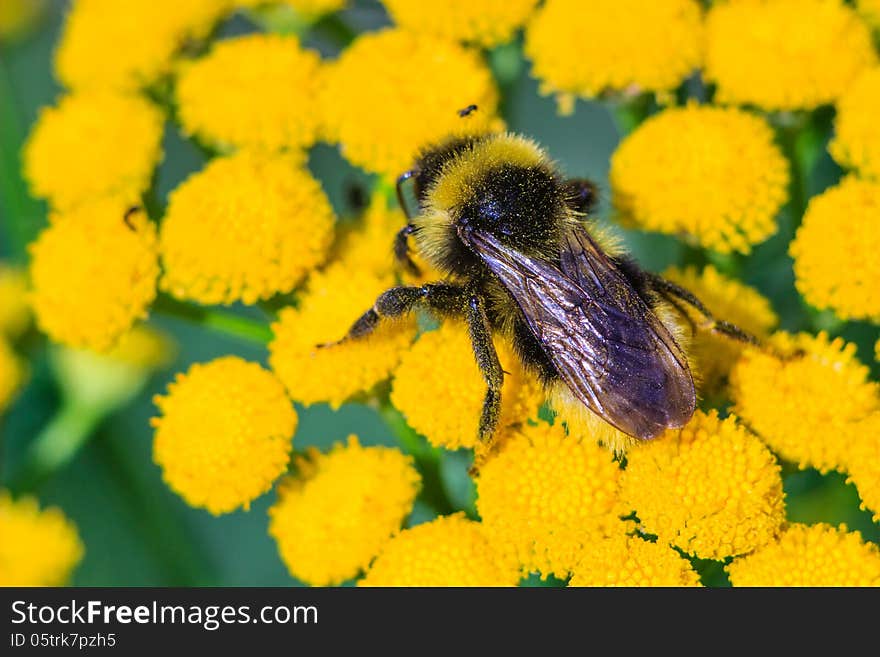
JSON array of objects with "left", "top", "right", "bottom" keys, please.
[{"left": 549, "top": 383, "right": 639, "bottom": 456}]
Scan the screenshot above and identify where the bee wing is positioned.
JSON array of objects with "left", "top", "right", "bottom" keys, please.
[{"left": 464, "top": 226, "right": 695, "bottom": 440}]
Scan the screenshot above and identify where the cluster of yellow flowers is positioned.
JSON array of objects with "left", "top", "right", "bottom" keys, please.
[{"left": 6, "top": 0, "right": 880, "bottom": 587}]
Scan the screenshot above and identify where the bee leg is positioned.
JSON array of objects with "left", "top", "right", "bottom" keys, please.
[
  {"left": 653, "top": 290, "right": 699, "bottom": 336},
  {"left": 320, "top": 283, "right": 465, "bottom": 347},
  {"left": 466, "top": 294, "right": 504, "bottom": 443},
  {"left": 393, "top": 225, "right": 421, "bottom": 277},
  {"left": 562, "top": 178, "right": 599, "bottom": 215},
  {"left": 645, "top": 273, "right": 761, "bottom": 347}
]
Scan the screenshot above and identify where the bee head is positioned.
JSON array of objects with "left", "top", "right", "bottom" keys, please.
[
  {"left": 407, "top": 132, "right": 569, "bottom": 276},
  {"left": 453, "top": 163, "right": 563, "bottom": 254}
]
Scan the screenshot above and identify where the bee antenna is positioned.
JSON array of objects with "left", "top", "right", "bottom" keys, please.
[{"left": 457, "top": 104, "right": 478, "bottom": 118}]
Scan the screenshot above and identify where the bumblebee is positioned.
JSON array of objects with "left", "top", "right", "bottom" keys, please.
[{"left": 333, "top": 129, "right": 757, "bottom": 446}]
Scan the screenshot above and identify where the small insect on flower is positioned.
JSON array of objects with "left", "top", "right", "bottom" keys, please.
[{"left": 330, "top": 113, "right": 759, "bottom": 447}]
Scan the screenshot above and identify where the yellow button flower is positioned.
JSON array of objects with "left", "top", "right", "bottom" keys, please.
[
  {"left": 0, "top": 492, "right": 84, "bottom": 586},
  {"left": 662, "top": 265, "right": 778, "bottom": 394},
  {"left": 726, "top": 523, "right": 880, "bottom": 586},
  {"left": 731, "top": 332, "right": 880, "bottom": 473},
  {"left": 844, "top": 414, "right": 880, "bottom": 523},
  {"left": 269, "top": 436, "right": 420, "bottom": 586},
  {"left": 525, "top": 0, "right": 702, "bottom": 108},
  {"left": 858, "top": 0, "right": 880, "bottom": 28},
  {"left": 791, "top": 177, "right": 880, "bottom": 321},
  {"left": 0, "top": 265, "right": 31, "bottom": 338},
  {"left": 359, "top": 513, "right": 520, "bottom": 586},
  {"left": 381, "top": 0, "right": 538, "bottom": 47},
  {"left": 55, "top": 0, "right": 231, "bottom": 90},
  {"left": 0, "top": 338, "right": 25, "bottom": 414},
  {"left": 705, "top": 0, "right": 877, "bottom": 111},
  {"left": 321, "top": 28, "right": 499, "bottom": 178},
  {"left": 475, "top": 421, "right": 625, "bottom": 578},
  {"left": 152, "top": 356, "right": 296, "bottom": 515},
  {"left": 569, "top": 535, "right": 701, "bottom": 587},
  {"left": 269, "top": 262, "right": 417, "bottom": 408},
  {"left": 333, "top": 192, "right": 444, "bottom": 285},
  {"left": 830, "top": 68, "right": 880, "bottom": 181},
  {"left": 610, "top": 104, "right": 789, "bottom": 254},
  {"left": 391, "top": 320, "right": 544, "bottom": 450},
  {"left": 24, "top": 91, "right": 164, "bottom": 211},
  {"left": 620, "top": 410, "right": 785, "bottom": 560},
  {"left": 160, "top": 150, "right": 334, "bottom": 305},
  {"left": 176, "top": 34, "right": 323, "bottom": 153},
  {"left": 332, "top": 192, "right": 407, "bottom": 277},
  {"left": 29, "top": 200, "right": 159, "bottom": 352}
]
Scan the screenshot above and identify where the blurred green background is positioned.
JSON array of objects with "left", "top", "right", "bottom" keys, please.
[{"left": 1, "top": 1, "right": 878, "bottom": 586}]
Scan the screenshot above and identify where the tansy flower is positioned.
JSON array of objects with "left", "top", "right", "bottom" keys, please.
[
  {"left": 332, "top": 192, "right": 407, "bottom": 277},
  {"left": 525, "top": 0, "right": 702, "bottom": 111},
  {"left": 844, "top": 414, "right": 880, "bottom": 523},
  {"left": 726, "top": 523, "right": 880, "bottom": 586},
  {"left": 829, "top": 68, "right": 880, "bottom": 181},
  {"left": 391, "top": 321, "right": 544, "bottom": 450},
  {"left": 359, "top": 513, "right": 520, "bottom": 586},
  {"left": 0, "top": 338, "right": 25, "bottom": 414},
  {"left": 475, "top": 421, "right": 625, "bottom": 578},
  {"left": 23, "top": 91, "right": 164, "bottom": 211},
  {"left": 569, "top": 535, "right": 701, "bottom": 587},
  {"left": 858, "top": 0, "right": 880, "bottom": 28},
  {"left": 269, "top": 262, "right": 417, "bottom": 408},
  {"left": 29, "top": 200, "right": 159, "bottom": 352},
  {"left": 333, "top": 192, "right": 443, "bottom": 284},
  {"left": 268, "top": 437, "right": 420, "bottom": 586},
  {"left": 321, "top": 28, "right": 500, "bottom": 178},
  {"left": 662, "top": 265, "right": 778, "bottom": 394},
  {"left": 55, "top": 0, "right": 231, "bottom": 90},
  {"left": 610, "top": 104, "right": 789, "bottom": 254},
  {"left": 791, "top": 177, "right": 880, "bottom": 322},
  {"left": 175, "top": 34, "right": 323, "bottom": 153},
  {"left": 731, "top": 332, "right": 880, "bottom": 473},
  {"left": 152, "top": 356, "right": 296, "bottom": 515},
  {"left": 160, "top": 151, "right": 334, "bottom": 305},
  {"left": 620, "top": 410, "right": 785, "bottom": 560},
  {"left": 0, "top": 492, "right": 84, "bottom": 586},
  {"left": 380, "top": 0, "right": 539, "bottom": 48},
  {"left": 704, "top": 0, "right": 877, "bottom": 111},
  {"left": 0, "top": 265, "right": 31, "bottom": 338}
]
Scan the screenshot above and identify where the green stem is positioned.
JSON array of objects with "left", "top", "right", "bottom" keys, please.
[
  {"left": 379, "top": 403, "right": 456, "bottom": 517},
  {"left": 152, "top": 294, "right": 273, "bottom": 344},
  {"left": 10, "top": 400, "right": 104, "bottom": 492}
]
